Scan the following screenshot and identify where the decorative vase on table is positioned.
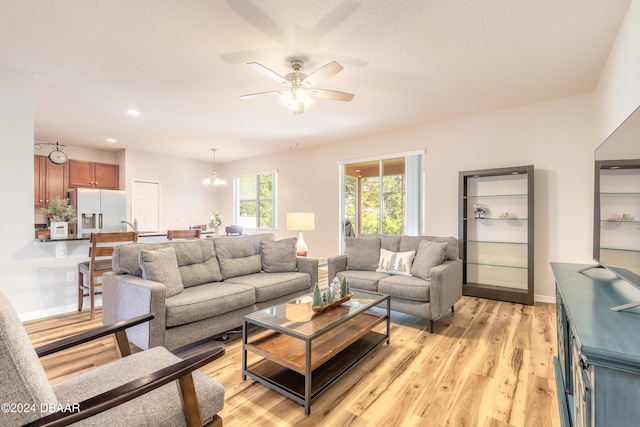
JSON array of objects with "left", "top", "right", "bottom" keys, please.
[
  {"left": 50, "top": 222, "right": 68, "bottom": 239},
  {"left": 209, "top": 211, "right": 223, "bottom": 237},
  {"left": 41, "top": 196, "right": 77, "bottom": 240}
]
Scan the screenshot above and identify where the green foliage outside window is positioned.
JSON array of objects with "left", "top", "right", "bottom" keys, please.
[
  {"left": 344, "top": 166, "right": 405, "bottom": 235},
  {"left": 382, "top": 174, "right": 404, "bottom": 235},
  {"left": 237, "top": 172, "right": 275, "bottom": 229}
]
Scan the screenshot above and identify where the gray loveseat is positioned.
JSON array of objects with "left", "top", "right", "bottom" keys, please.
[
  {"left": 328, "top": 235, "right": 462, "bottom": 332},
  {"left": 103, "top": 233, "right": 318, "bottom": 351}
]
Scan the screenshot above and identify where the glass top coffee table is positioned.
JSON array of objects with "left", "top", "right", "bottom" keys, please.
[{"left": 242, "top": 288, "right": 390, "bottom": 415}]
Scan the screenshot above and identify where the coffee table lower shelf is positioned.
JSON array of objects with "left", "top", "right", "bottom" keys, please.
[{"left": 245, "top": 330, "right": 387, "bottom": 410}]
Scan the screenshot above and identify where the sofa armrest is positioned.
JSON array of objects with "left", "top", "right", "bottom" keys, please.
[
  {"left": 102, "top": 273, "right": 168, "bottom": 350},
  {"left": 296, "top": 257, "right": 319, "bottom": 289},
  {"left": 428, "top": 259, "right": 463, "bottom": 321},
  {"left": 327, "top": 255, "right": 347, "bottom": 282}
]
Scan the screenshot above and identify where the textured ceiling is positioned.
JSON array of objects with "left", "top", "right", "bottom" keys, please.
[{"left": 0, "top": 0, "right": 631, "bottom": 163}]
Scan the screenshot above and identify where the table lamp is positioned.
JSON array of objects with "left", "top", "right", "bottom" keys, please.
[{"left": 287, "top": 212, "right": 315, "bottom": 256}]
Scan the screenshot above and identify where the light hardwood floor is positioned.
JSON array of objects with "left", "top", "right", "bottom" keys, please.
[{"left": 24, "top": 272, "right": 560, "bottom": 427}]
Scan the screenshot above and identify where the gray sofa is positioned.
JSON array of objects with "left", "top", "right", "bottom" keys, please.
[
  {"left": 103, "top": 233, "right": 318, "bottom": 351},
  {"left": 328, "top": 235, "right": 462, "bottom": 332}
]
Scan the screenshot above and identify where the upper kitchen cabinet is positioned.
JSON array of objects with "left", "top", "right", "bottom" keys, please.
[
  {"left": 68, "top": 160, "right": 119, "bottom": 190},
  {"left": 34, "top": 155, "right": 69, "bottom": 207}
]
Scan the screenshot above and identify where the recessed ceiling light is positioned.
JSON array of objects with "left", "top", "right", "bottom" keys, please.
[
  {"left": 106, "top": 138, "right": 117, "bottom": 143},
  {"left": 126, "top": 109, "right": 140, "bottom": 116}
]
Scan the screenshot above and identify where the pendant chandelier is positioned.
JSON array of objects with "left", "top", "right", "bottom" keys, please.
[{"left": 202, "top": 148, "right": 227, "bottom": 185}]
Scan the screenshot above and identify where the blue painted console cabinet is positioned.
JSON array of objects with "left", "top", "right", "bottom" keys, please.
[{"left": 552, "top": 262, "right": 640, "bottom": 427}]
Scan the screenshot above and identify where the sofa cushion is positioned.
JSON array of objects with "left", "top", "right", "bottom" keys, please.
[
  {"left": 173, "top": 240, "right": 223, "bottom": 287},
  {"left": 112, "top": 240, "right": 223, "bottom": 286},
  {"left": 53, "top": 346, "right": 225, "bottom": 426},
  {"left": 380, "top": 235, "right": 401, "bottom": 252},
  {"left": 165, "top": 282, "right": 255, "bottom": 327},
  {"left": 214, "top": 234, "right": 274, "bottom": 280},
  {"left": 345, "top": 236, "right": 381, "bottom": 271},
  {"left": 139, "top": 247, "right": 183, "bottom": 297},
  {"left": 379, "top": 275, "right": 431, "bottom": 302},
  {"left": 336, "top": 270, "right": 389, "bottom": 292},
  {"left": 225, "top": 272, "right": 310, "bottom": 302},
  {"left": 399, "top": 236, "right": 458, "bottom": 261},
  {"left": 376, "top": 248, "right": 415, "bottom": 276},
  {"left": 261, "top": 237, "right": 298, "bottom": 273},
  {"left": 411, "top": 240, "right": 448, "bottom": 280}
]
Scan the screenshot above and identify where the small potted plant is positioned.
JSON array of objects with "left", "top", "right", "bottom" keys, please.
[{"left": 41, "top": 196, "right": 77, "bottom": 239}]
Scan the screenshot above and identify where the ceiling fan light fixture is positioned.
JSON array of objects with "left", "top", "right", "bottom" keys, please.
[
  {"left": 281, "top": 88, "right": 313, "bottom": 112},
  {"left": 242, "top": 59, "right": 352, "bottom": 114},
  {"left": 202, "top": 148, "right": 227, "bottom": 186}
]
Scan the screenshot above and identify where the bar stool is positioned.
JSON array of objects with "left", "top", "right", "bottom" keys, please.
[
  {"left": 78, "top": 231, "right": 139, "bottom": 319},
  {"left": 167, "top": 229, "right": 201, "bottom": 240}
]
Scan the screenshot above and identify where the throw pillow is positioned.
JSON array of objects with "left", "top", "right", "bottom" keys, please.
[
  {"left": 346, "top": 236, "right": 381, "bottom": 271},
  {"left": 411, "top": 240, "right": 448, "bottom": 280},
  {"left": 213, "top": 235, "right": 264, "bottom": 279},
  {"left": 139, "top": 247, "right": 184, "bottom": 297},
  {"left": 376, "top": 249, "right": 416, "bottom": 276},
  {"left": 261, "top": 237, "right": 298, "bottom": 273}
]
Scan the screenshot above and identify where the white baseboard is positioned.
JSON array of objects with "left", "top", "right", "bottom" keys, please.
[
  {"left": 19, "top": 301, "right": 102, "bottom": 322},
  {"left": 534, "top": 294, "right": 556, "bottom": 304}
]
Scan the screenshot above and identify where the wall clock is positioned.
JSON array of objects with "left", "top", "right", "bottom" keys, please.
[{"left": 48, "top": 145, "right": 68, "bottom": 164}]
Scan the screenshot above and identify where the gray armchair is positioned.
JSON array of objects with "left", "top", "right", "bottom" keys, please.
[{"left": 0, "top": 291, "right": 225, "bottom": 427}]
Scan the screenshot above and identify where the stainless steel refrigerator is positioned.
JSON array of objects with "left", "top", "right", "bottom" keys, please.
[{"left": 68, "top": 188, "right": 128, "bottom": 235}]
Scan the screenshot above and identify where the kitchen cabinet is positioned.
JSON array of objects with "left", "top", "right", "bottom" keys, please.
[
  {"left": 68, "top": 160, "right": 119, "bottom": 189},
  {"left": 458, "top": 165, "right": 534, "bottom": 305},
  {"left": 34, "top": 155, "right": 69, "bottom": 206}
]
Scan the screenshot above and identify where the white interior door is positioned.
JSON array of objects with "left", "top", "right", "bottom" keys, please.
[{"left": 132, "top": 181, "right": 160, "bottom": 232}]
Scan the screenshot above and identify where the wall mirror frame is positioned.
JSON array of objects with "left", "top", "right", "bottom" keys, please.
[{"left": 592, "top": 104, "right": 640, "bottom": 310}]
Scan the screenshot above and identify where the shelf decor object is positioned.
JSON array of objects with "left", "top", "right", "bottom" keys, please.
[
  {"left": 459, "top": 165, "right": 534, "bottom": 305},
  {"left": 311, "top": 278, "right": 352, "bottom": 313}
]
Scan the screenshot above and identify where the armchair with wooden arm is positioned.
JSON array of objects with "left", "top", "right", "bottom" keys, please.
[{"left": 0, "top": 292, "right": 225, "bottom": 427}]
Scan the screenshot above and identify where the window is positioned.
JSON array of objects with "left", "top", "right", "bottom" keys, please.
[
  {"left": 339, "top": 151, "right": 424, "bottom": 250},
  {"left": 234, "top": 171, "right": 277, "bottom": 229}
]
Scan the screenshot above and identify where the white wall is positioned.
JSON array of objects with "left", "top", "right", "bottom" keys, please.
[
  {"left": 594, "top": 0, "right": 640, "bottom": 140},
  {"left": 122, "top": 149, "right": 221, "bottom": 230},
  {"left": 218, "top": 94, "right": 596, "bottom": 301}
]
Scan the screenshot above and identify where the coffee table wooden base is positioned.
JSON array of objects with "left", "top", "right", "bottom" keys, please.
[{"left": 242, "top": 294, "right": 390, "bottom": 415}]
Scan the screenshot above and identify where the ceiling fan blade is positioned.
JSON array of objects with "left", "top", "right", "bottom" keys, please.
[
  {"left": 226, "top": 0, "right": 289, "bottom": 45},
  {"left": 308, "top": 88, "right": 354, "bottom": 101},
  {"left": 247, "top": 62, "right": 288, "bottom": 85},
  {"left": 302, "top": 61, "right": 343, "bottom": 87},
  {"left": 239, "top": 90, "right": 284, "bottom": 99}
]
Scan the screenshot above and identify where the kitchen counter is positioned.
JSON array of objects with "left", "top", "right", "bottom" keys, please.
[{"left": 33, "top": 230, "right": 217, "bottom": 245}]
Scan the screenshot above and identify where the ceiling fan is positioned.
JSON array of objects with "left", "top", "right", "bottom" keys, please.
[{"left": 240, "top": 59, "right": 354, "bottom": 114}]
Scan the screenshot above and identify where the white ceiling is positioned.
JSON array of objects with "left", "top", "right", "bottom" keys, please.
[{"left": 0, "top": 0, "right": 631, "bottom": 163}]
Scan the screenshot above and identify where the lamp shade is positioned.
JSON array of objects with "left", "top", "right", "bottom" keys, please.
[{"left": 287, "top": 212, "right": 315, "bottom": 231}]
